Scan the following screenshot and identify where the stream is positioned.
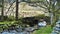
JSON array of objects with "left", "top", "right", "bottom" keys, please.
[{"left": 0, "top": 26, "right": 36, "bottom": 34}]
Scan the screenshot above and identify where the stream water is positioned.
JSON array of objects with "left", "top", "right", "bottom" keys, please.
[
  {"left": 0, "top": 27, "right": 35, "bottom": 34},
  {"left": 1, "top": 30, "right": 30, "bottom": 34}
]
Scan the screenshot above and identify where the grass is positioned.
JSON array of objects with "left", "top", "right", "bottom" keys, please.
[
  {"left": 0, "top": 21, "right": 53, "bottom": 34},
  {"left": 33, "top": 25, "right": 53, "bottom": 34},
  {"left": 0, "top": 21, "right": 12, "bottom": 32},
  {"left": 0, "top": 21, "right": 11, "bottom": 24},
  {"left": 0, "top": 21, "right": 16, "bottom": 24},
  {"left": 0, "top": 21, "right": 17, "bottom": 28},
  {"left": 0, "top": 21, "right": 18, "bottom": 32}
]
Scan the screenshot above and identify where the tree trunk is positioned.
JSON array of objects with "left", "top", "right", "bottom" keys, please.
[
  {"left": 50, "top": 13, "right": 53, "bottom": 25},
  {"left": 50, "top": 12, "right": 54, "bottom": 28},
  {"left": 16, "top": 0, "right": 19, "bottom": 21},
  {"left": 1, "top": 0, "right": 4, "bottom": 21},
  {"left": 51, "top": 13, "right": 57, "bottom": 28}
]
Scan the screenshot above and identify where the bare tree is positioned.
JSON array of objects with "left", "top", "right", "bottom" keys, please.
[
  {"left": 16, "top": 0, "right": 19, "bottom": 21},
  {"left": 1, "top": 0, "right": 4, "bottom": 21}
]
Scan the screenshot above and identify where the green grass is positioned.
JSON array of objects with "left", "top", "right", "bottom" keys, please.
[
  {"left": 33, "top": 25, "right": 53, "bottom": 34},
  {"left": 0, "top": 21, "right": 16, "bottom": 24},
  {"left": 0, "top": 21, "right": 53, "bottom": 34},
  {"left": 0, "top": 21, "right": 12, "bottom": 32},
  {"left": 0, "top": 21, "right": 17, "bottom": 27},
  {"left": 0, "top": 21, "right": 11, "bottom": 24}
]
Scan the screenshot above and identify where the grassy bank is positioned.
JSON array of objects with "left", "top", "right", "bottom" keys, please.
[{"left": 33, "top": 25, "right": 53, "bottom": 34}]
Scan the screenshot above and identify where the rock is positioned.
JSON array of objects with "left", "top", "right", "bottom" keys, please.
[
  {"left": 56, "top": 20, "right": 60, "bottom": 24},
  {"left": 33, "top": 25, "right": 38, "bottom": 30},
  {"left": 51, "top": 20, "right": 60, "bottom": 34},
  {"left": 56, "top": 24, "right": 60, "bottom": 27},
  {"left": 2, "top": 31, "right": 9, "bottom": 34},
  {"left": 8, "top": 30, "right": 17, "bottom": 33},
  {"left": 24, "top": 27, "right": 35, "bottom": 32},
  {"left": 20, "top": 31, "right": 30, "bottom": 34},
  {"left": 16, "top": 31, "right": 30, "bottom": 34},
  {"left": 0, "top": 33, "right": 2, "bottom": 34},
  {"left": 51, "top": 30, "right": 59, "bottom": 34},
  {"left": 15, "top": 26, "right": 23, "bottom": 32},
  {"left": 2, "top": 30, "right": 17, "bottom": 34},
  {"left": 1, "top": 25, "right": 36, "bottom": 34},
  {"left": 16, "top": 28, "right": 23, "bottom": 32},
  {"left": 7, "top": 32, "right": 15, "bottom": 34},
  {"left": 51, "top": 32, "right": 58, "bottom": 34}
]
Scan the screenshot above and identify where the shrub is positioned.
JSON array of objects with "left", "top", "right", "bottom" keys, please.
[
  {"left": 7, "top": 16, "right": 15, "bottom": 21},
  {"left": 0, "top": 16, "right": 8, "bottom": 21}
]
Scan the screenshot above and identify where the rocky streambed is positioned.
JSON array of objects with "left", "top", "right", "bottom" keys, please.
[
  {"left": 0, "top": 25, "right": 38, "bottom": 34},
  {"left": 51, "top": 20, "right": 60, "bottom": 34}
]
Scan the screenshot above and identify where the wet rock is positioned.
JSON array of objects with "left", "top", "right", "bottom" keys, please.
[
  {"left": 8, "top": 30, "right": 17, "bottom": 33},
  {"left": 0, "top": 33, "right": 2, "bottom": 34},
  {"left": 17, "top": 31, "right": 30, "bottom": 34},
  {"left": 24, "top": 27, "right": 35, "bottom": 32},
  {"left": 56, "top": 24, "right": 60, "bottom": 27},
  {"left": 56, "top": 20, "right": 60, "bottom": 24},
  {"left": 16, "top": 28, "right": 23, "bottom": 32},
  {"left": 51, "top": 32, "right": 58, "bottom": 34},
  {"left": 2, "top": 30, "right": 16, "bottom": 34},
  {"left": 1, "top": 25, "right": 37, "bottom": 34},
  {"left": 51, "top": 30, "right": 59, "bottom": 34},
  {"left": 51, "top": 20, "right": 60, "bottom": 34},
  {"left": 2, "top": 31, "right": 9, "bottom": 34},
  {"left": 33, "top": 25, "right": 38, "bottom": 30},
  {"left": 15, "top": 26, "right": 23, "bottom": 32},
  {"left": 55, "top": 27, "right": 60, "bottom": 31}
]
